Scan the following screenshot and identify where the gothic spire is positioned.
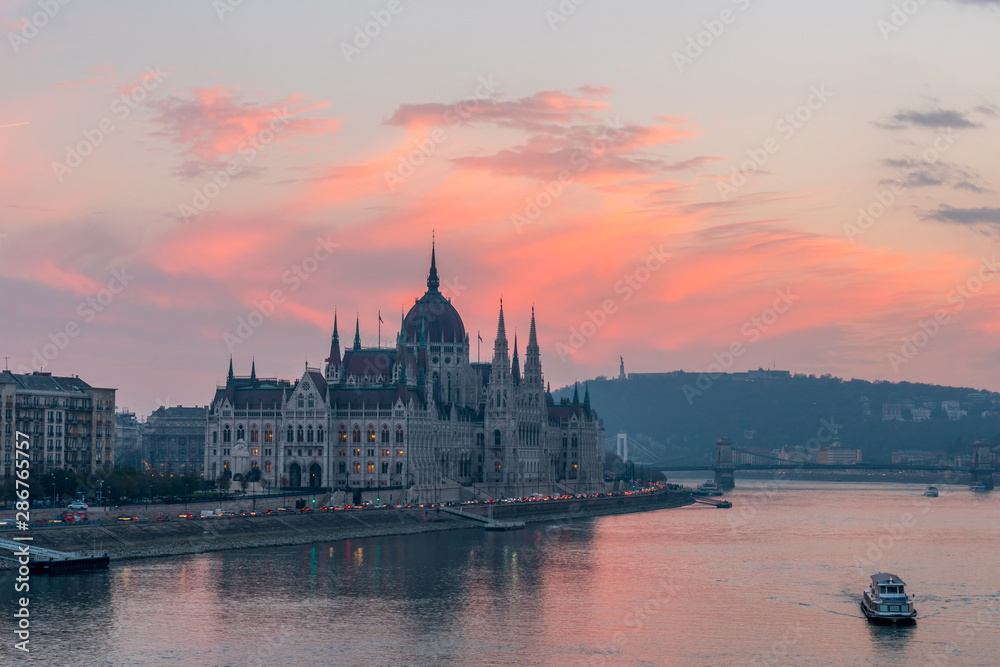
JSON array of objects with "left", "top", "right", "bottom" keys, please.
[
  {"left": 250, "top": 358, "right": 257, "bottom": 382},
  {"left": 527, "top": 306, "right": 539, "bottom": 351},
  {"left": 353, "top": 314, "right": 361, "bottom": 351},
  {"left": 583, "top": 383, "right": 590, "bottom": 409},
  {"left": 328, "top": 312, "right": 342, "bottom": 366},
  {"left": 511, "top": 334, "right": 521, "bottom": 385},
  {"left": 227, "top": 356, "right": 234, "bottom": 383},
  {"left": 572, "top": 382, "right": 580, "bottom": 405},
  {"left": 427, "top": 233, "right": 440, "bottom": 292}
]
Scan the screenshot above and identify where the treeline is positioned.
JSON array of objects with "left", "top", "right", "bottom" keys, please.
[
  {"left": 1, "top": 467, "right": 203, "bottom": 504},
  {"left": 557, "top": 373, "right": 1000, "bottom": 463}
]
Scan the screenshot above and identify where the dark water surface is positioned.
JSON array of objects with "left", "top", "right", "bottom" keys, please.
[{"left": 3, "top": 481, "right": 998, "bottom": 666}]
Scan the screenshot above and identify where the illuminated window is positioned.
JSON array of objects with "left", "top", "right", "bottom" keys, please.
[
  {"left": 396, "top": 449, "right": 403, "bottom": 457},
  {"left": 353, "top": 462, "right": 361, "bottom": 474},
  {"left": 382, "top": 449, "right": 389, "bottom": 457},
  {"left": 494, "top": 462, "right": 501, "bottom": 473},
  {"left": 264, "top": 426, "right": 272, "bottom": 442},
  {"left": 367, "top": 426, "right": 376, "bottom": 442},
  {"left": 251, "top": 426, "right": 259, "bottom": 443},
  {"left": 367, "top": 462, "right": 375, "bottom": 474},
  {"left": 353, "top": 448, "right": 361, "bottom": 456},
  {"left": 252, "top": 448, "right": 258, "bottom": 456},
  {"left": 265, "top": 461, "right": 272, "bottom": 473},
  {"left": 339, "top": 426, "right": 347, "bottom": 443}
]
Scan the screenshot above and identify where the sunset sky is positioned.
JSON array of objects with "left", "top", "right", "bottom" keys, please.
[{"left": 3, "top": 0, "right": 1000, "bottom": 414}]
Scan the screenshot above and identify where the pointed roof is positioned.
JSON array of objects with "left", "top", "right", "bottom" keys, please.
[
  {"left": 496, "top": 298, "right": 507, "bottom": 345},
  {"left": 353, "top": 315, "right": 361, "bottom": 351},
  {"left": 572, "top": 382, "right": 580, "bottom": 404},
  {"left": 511, "top": 334, "right": 520, "bottom": 384},
  {"left": 528, "top": 306, "right": 539, "bottom": 352},
  {"left": 328, "top": 312, "right": 342, "bottom": 365},
  {"left": 250, "top": 358, "right": 257, "bottom": 382},
  {"left": 227, "top": 357, "right": 234, "bottom": 383},
  {"left": 583, "top": 383, "right": 590, "bottom": 408},
  {"left": 427, "top": 233, "right": 440, "bottom": 292}
]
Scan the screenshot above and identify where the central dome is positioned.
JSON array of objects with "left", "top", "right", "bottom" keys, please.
[{"left": 404, "top": 243, "right": 466, "bottom": 344}]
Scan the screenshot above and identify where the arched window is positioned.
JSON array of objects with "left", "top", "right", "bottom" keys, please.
[
  {"left": 317, "top": 427, "right": 324, "bottom": 443},
  {"left": 223, "top": 426, "right": 231, "bottom": 443},
  {"left": 494, "top": 429, "right": 502, "bottom": 446},
  {"left": 367, "top": 426, "right": 376, "bottom": 443},
  {"left": 353, "top": 426, "right": 361, "bottom": 443},
  {"left": 265, "top": 461, "right": 272, "bottom": 473},
  {"left": 381, "top": 426, "right": 390, "bottom": 443},
  {"left": 367, "top": 461, "right": 375, "bottom": 474},
  {"left": 396, "top": 427, "right": 404, "bottom": 444},
  {"left": 264, "top": 426, "right": 272, "bottom": 442},
  {"left": 236, "top": 426, "right": 245, "bottom": 441},
  {"left": 307, "top": 426, "right": 314, "bottom": 443},
  {"left": 251, "top": 426, "right": 259, "bottom": 443},
  {"left": 339, "top": 426, "right": 347, "bottom": 443},
  {"left": 286, "top": 426, "right": 293, "bottom": 443},
  {"left": 353, "top": 462, "right": 361, "bottom": 474},
  {"left": 212, "top": 431, "right": 218, "bottom": 444},
  {"left": 297, "top": 426, "right": 304, "bottom": 443}
]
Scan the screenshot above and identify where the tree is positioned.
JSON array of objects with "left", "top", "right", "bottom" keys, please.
[{"left": 217, "top": 474, "right": 231, "bottom": 492}]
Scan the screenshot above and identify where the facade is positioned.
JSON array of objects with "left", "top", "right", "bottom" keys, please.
[
  {"left": 143, "top": 406, "right": 207, "bottom": 475},
  {"left": 204, "top": 244, "right": 605, "bottom": 501},
  {"left": 114, "top": 410, "right": 143, "bottom": 470},
  {"left": 0, "top": 371, "right": 116, "bottom": 478}
]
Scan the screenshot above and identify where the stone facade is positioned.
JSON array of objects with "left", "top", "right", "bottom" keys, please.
[
  {"left": 204, "top": 245, "right": 605, "bottom": 501},
  {"left": 0, "top": 371, "right": 116, "bottom": 478},
  {"left": 143, "top": 406, "right": 207, "bottom": 475}
]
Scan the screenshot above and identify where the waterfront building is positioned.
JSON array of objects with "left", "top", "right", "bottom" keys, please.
[
  {"left": 0, "top": 371, "right": 116, "bottom": 478},
  {"left": 114, "top": 410, "right": 143, "bottom": 470},
  {"left": 143, "top": 406, "right": 207, "bottom": 475},
  {"left": 203, "top": 244, "right": 606, "bottom": 502}
]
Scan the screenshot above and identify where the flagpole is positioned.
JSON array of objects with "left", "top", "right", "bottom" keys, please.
[{"left": 378, "top": 310, "right": 381, "bottom": 349}]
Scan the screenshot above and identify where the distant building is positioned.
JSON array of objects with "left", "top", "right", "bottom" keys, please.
[
  {"left": 115, "top": 411, "right": 143, "bottom": 470},
  {"left": 941, "top": 400, "right": 966, "bottom": 421},
  {"left": 882, "top": 402, "right": 903, "bottom": 421},
  {"left": 144, "top": 406, "right": 207, "bottom": 475},
  {"left": 910, "top": 407, "right": 931, "bottom": 422},
  {"left": 0, "top": 371, "right": 116, "bottom": 478},
  {"left": 892, "top": 450, "right": 944, "bottom": 465},
  {"left": 817, "top": 447, "right": 862, "bottom": 465}
]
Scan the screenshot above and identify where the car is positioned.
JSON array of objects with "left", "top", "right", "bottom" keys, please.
[{"left": 67, "top": 501, "right": 88, "bottom": 510}]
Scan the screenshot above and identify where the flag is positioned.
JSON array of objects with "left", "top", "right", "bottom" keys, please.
[
  {"left": 478, "top": 332, "right": 483, "bottom": 342},
  {"left": 378, "top": 311, "right": 383, "bottom": 323}
]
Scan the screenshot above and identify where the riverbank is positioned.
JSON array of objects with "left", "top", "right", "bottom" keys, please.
[{"left": 1, "top": 489, "right": 693, "bottom": 566}]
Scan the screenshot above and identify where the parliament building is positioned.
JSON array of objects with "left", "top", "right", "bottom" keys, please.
[{"left": 204, "top": 244, "right": 605, "bottom": 502}]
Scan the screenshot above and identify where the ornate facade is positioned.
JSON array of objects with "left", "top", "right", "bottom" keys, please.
[{"left": 204, "top": 245, "right": 605, "bottom": 501}]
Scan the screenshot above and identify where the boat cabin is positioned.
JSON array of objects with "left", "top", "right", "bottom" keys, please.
[{"left": 871, "top": 573, "right": 907, "bottom": 599}]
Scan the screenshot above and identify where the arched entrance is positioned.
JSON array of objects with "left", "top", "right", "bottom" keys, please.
[
  {"left": 309, "top": 463, "right": 322, "bottom": 488},
  {"left": 289, "top": 463, "right": 301, "bottom": 487}
]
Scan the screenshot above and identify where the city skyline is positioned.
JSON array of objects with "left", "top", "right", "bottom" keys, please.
[{"left": 3, "top": 1, "right": 1000, "bottom": 414}]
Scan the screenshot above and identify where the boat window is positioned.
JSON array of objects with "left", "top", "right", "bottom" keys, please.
[{"left": 879, "top": 587, "right": 886, "bottom": 595}]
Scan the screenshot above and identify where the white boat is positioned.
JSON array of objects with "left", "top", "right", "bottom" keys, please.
[
  {"left": 923, "top": 486, "right": 939, "bottom": 497},
  {"left": 693, "top": 481, "right": 723, "bottom": 496},
  {"left": 861, "top": 573, "right": 917, "bottom": 624}
]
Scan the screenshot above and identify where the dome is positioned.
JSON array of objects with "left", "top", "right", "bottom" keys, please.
[{"left": 404, "top": 243, "right": 466, "bottom": 344}]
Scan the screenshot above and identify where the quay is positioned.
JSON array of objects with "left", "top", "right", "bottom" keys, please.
[{"left": 0, "top": 488, "right": 692, "bottom": 566}]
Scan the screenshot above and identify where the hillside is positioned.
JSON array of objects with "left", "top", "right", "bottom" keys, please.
[{"left": 553, "top": 372, "right": 1000, "bottom": 463}]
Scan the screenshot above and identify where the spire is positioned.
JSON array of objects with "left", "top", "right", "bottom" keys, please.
[
  {"left": 227, "top": 356, "right": 234, "bottom": 383},
  {"left": 496, "top": 298, "right": 507, "bottom": 346},
  {"left": 524, "top": 305, "right": 542, "bottom": 387},
  {"left": 327, "top": 312, "right": 342, "bottom": 367},
  {"left": 584, "top": 383, "right": 590, "bottom": 409},
  {"left": 527, "top": 306, "right": 539, "bottom": 351},
  {"left": 250, "top": 358, "right": 257, "bottom": 382},
  {"left": 427, "top": 232, "right": 440, "bottom": 292},
  {"left": 353, "top": 314, "right": 361, "bottom": 351},
  {"left": 572, "top": 382, "right": 580, "bottom": 405},
  {"left": 397, "top": 307, "right": 406, "bottom": 345},
  {"left": 511, "top": 334, "right": 521, "bottom": 385}
]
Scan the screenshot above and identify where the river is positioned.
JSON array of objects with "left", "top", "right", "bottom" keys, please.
[{"left": 3, "top": 480, "right": 998, "bottom": 665}]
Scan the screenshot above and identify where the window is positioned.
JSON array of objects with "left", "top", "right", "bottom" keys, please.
[
  {"left": 339, "top": 448, "right": 346, "bottom": 456},
  {"left": 287, "top": 426, "right": 293, "bottom": 443},
  {"left": 396, "top": 427, "right": 404, "bottom": 444},
  {"left": 223, "top": 426, "right": 231, "bottom": 443},
  {"left": 382, "top": 449, "right": 389, "bottom": 457},
  {"left": 264, "top": 426, "right": 273, "bottom": 442},
  {"left": 367, "top": 462, "right": 375, "bottom": 474},
  {"left": 307, "top": 398, "right": 314, "bottom": 408},
  {"left": 381, "top": 426, "right": 389, "bottom": 443},
  {"left": 237, "top": 426, "right": 245, "bottom": 441},
  {"left": 316, "top": 448, "right": 322, "bottom": 456},
  {"left": 307, "top": 449, "right": 312, "bottom": 456},
  {"left": 494, "top": 430, "right": 502, "bottom": 446},
  {"left": 317, "top": 427, "right": 324, "bottom": 443},
  {"left": 353, "top": 426, "right": 361, "bottom": 443},
  {"left": 354, "top": 448, "right": 361, "bottom": 456},
  {"left": 395, "top": 462, "right": 402, "bottom": 474},
  {"left": 297, "top": 426, "right": 304, "bottom": 443},
  {"left": 307, "top": 426, "right": 314, "bottom": 443},
  {"left": 213, "top": 431, "right": 218, "bottom": 444},
  {"left": 367, "top": 426, "right": 376, "bottom": 442},
  {"left": 298, "top": 449, "right": 303, "bottom": 456},
  {"left": 396, "top": 449, "right": 403, "bottom": 457},
  {"left": 286, "top": 449, "right": 292, "bottom": 456},
  {"left": 339, "top": 426, "right": 347, "bottom": 443},
  {"left": 495, "top": 462, "right": 501, "bottom": 472},
  {"left": 297, "top": 398, "right": 304, "bottom": 408},
  {"left": 381, "top": 462, "right": 389, "bottom": 474},
  {"left": 367, "top": 449, "right": 374, "bottom": 457},
  {"left": 339, "top": 462, "right": 346, "bottom": 473},
  {"left": 353, "top": 462, "right": 361, "bottom": 474},
  {"left": 265, "top": 461, "right": 272, "bottom": 473},
  {"left": 252, "top": 448, "right": 259, "bottom": 456}
]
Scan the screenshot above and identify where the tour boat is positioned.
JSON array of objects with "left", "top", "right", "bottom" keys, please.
[
  {"left": 923, "top": 486, "right": 939, "bottom": 497},
  {"left": 693, "top": 481, "right": 723, "bottom": 496},
  {"left": 861, "top": 573, "right": 917, "bottom": 624}
]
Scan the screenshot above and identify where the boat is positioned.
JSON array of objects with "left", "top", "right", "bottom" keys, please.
[
  {"left": 923, "top": 486, "right": 939, "bottom": 497},
  {"left": 970, "top": 482, "right": 991, "bottom": 493},
  {"left": 861, "top": 573, "right": 917, "bottom": 624},
  {"left": 693, "top": 481, "right": 723, "bottom": 497}
]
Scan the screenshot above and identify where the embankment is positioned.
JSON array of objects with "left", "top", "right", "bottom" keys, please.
[{"left": 4, "top": 490, "right": 693, "bottom": 565}]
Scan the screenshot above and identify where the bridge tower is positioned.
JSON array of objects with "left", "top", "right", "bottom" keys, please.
[
  {"left": 616, "top": 432, "right": 628, "bottom": 463},
  {"left": 714, "top": 438, "right": 735, "bottom": 490},
  {"left": 970, "top": 440, "right": 995, "bottom": 490}
]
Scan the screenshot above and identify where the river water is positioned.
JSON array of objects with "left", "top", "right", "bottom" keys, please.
[{"left": 3, "top": 480, "right": 998, "bottom": 666}]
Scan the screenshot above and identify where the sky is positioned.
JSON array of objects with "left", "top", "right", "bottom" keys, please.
[{"left": 2, "top": 0, "right": 1000, "bottom": 415}]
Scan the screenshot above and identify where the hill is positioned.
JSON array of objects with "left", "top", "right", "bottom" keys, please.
[{"left": 553, "top": 372, "right": 1000, "bottom": 464}]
